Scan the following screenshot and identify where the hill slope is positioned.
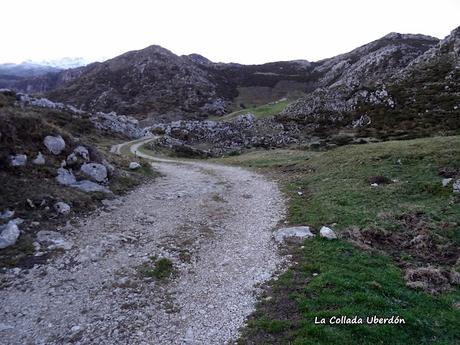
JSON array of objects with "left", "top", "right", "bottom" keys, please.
[{"left": 1, "top": 32, "right": 439, "bottom": 121}]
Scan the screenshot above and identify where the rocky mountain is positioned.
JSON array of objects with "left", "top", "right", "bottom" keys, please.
[
  {"left": 279, "top": 26, "right": 460, "bottom": 140},
  {"left": 277, "top": 33, "right": 439, "bottom": 124},
  {"left": 41, "top": 48, "right": 320, "bottom": 120},
  {"left": 2, "top": 31, "right": 439, "bottom": 122}
]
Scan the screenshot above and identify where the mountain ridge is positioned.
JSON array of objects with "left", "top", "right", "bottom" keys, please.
[{"left": 0, "top": 30, "right": 446, "bottom": 121}]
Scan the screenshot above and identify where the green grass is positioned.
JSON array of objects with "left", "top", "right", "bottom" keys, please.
[
  {"left": 219, "top": 136, "right": 460, "bottom": 345},
  {"left": 221, "top": 136, "right": 460, "bottom": 239},
  {"left": 138, "top": 257, "right": 175, "bottom": 280},
  {"left": 241, "top": 238, "right": 460, "bottom": 345},
  {"left": 210, "top": 99, "right": 290, "bottom": 121}
]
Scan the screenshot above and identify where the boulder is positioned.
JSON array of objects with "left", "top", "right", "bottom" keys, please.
[
  {"left": 54, "top": 202, "right": 71, "bottom": 215},
  {"left": 73, "top": 146, "right": 89, "bottom": 161},
  {"left": 10, "top": 154, "right": 27, "bottom": 167},
  {"left": 32, "top": 152, "right": 45, "bottom": 165},
  {"left": 274, "top": 226, "right": 314, "bottom": 243},
  {"left": 36, "top": 230, "right": 72, "bottom": 250},
  {"left": 129, "top": 162, "right": 141, "bottom": 170},
  {"left": 0, "top": 221, "right": 20, "bottom": 249},
  {"left": 320, "top": 226, "right": 337, "bottom": 240},
  {"left": 44, "top": 135, "right": 66, "bottom": 155},
  {"left": 71, "top": 180, "right": 111, "bottom": 193},
  {"left": 453, "top": 179, "right": 460, "bottom": 194},
  {"left": 442, "top": 178, "right": 453, "bottom": 187},
  {"left": 56, "top": 168, "right": 77, "bottom": 185},
  {"left": 80, "top": 163, "right": 107, "bottom": 182}
]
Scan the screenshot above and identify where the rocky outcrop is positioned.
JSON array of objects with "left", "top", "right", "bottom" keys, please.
[
  {"left": 11, "top": 91, "right": 148, "bottom": 139},
  {"left": 279, "top": 33, "right": 438, "bottom": 129},
  {"left": 149, "top": 114, "right": 297, "bottom": 157},
  {"left": 279, "top": 28, "right": 460, "bottom": 139}
]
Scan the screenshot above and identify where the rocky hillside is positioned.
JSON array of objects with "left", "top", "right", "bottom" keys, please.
[
  {"left": 41, "top": 50, "right": 320, "bottom": 120},
  {"left": 279, "top": 27, "right": 459, "bottom": 139},
  {"left": 278, "top": 33, "right": 439, "bottom": 124},
  {"left": 0, "top": 89, "right": 155, "bottom": 267},
  {"left": 2, "top": 31, "right": 440, "bottom": 122},
  {"left": 358, "top": 26, "right": 460, "bottom": 139}
]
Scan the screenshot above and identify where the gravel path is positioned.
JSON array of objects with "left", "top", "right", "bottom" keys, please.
[{"left": 0, "top": 139, "right": 286, "bottom": 344}]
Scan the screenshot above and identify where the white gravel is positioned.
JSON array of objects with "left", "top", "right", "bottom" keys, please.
[{"left": 0, "top": 140, "right": 286, "bottom": 345}]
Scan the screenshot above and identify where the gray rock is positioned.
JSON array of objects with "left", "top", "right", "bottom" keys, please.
[
  {"left": 453, "top": 179, "right": 460, "bottom": 194},
  {"left": 80, "top": 163, "right": 108, "bottom": 182},
  {"left": 0, "top": 209, "right": 15, "bottom": 219},
  {"left": 32, "top": 152, "right": 45, "bottom": 165},
  {"left": 71, "top": 180, "right": 111, "bottom": 193},
  {"left": 0, "top": 221, "right": 20, "bottom": 249},
  {"left": 442, "top": 178, "right": 453, "bottom": 187},
  {"left": 320, "top": 226, "right": 337, "bottom": 240},
  {"left": 56, "top": 168, "right": 77, "bottom": 185},
  {"left": 54, "top": 202, "right": 71, "bottom": 215},
  {"left": 274, "top": 226, "right": 314, "bottom": 243},
  {"left": 66, "top": 153, "right": 78, "bottom": 165},
  {"left": 36, "top": 230, "right": 73, "bottom": 250},
  {"left": 10, "top": 154, "right": 27, "bottom": 167},
  {"left": 74, "top": 146, "right": 89, "bottom": 161},
  {"left": 44, "top": 135, "right": 66, "bottom": 155},
  {"left": 129, "top": 162, "right": 141, "bottom": 170}
]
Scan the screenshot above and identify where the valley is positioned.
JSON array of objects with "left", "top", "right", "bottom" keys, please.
[{"left": 0, "top": 21, "right": 459, "bottom": 345}]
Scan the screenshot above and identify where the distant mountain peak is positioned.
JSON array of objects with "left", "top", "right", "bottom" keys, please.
[{"left": 26, "top": 57, "right": 90, "bottom": 69}]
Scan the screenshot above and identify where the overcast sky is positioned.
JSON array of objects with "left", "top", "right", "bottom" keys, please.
[{"left": 2, "top": 0, "right": 459, "bottom": 64}]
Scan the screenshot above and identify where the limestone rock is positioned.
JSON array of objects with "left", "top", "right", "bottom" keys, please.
[
  {"left": 0, "top": 221, "right": 20, "bottom": 249},
  {"left": 32, "top": 152, "right": 45, "bottom": 165},
  {"left": 10, "top": 154, "right": 27, "bottom": 167},
  {"left": 129, "top": 162, "right": 141, "bottom": 170},
  {"left": 44, "top": 135, "right": 65, "bottom": 155},
  {"left": 80, "top": 163, "right": 107, "bottom": 182},
  {"left": 72, "top": 180, "right": 111, "bottom": 193},
  {"left": 74, "top": 146, "right": 89, "bottom": 161},
  {"left": 274, "top": 226, "right": 314, "bottom": 243},
  {"left": 54, "top": 202, "right": 71, "bottom": 215},
  {"left": 320, "top": 226, "right": 337, "bottom": 240},
  {"left": 56, "top": 168, "right": 77, "bottom": 185}
]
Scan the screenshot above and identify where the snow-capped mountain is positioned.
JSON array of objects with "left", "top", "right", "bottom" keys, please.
[{"left": 25, "top": 57, "right": 90, "bottom": 69}]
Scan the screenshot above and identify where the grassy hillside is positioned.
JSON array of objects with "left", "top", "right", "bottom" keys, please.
[
  {"left": 211, "top": 99, "right": 290, "bottom": 121},
  {"left": 218, "top": 136, "right": 460, "bottom": 344}
]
